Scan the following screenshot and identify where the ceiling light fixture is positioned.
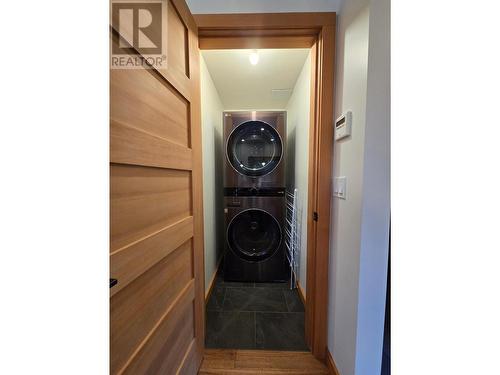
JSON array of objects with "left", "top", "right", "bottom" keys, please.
[{"left": 249, "top": 50, "right": 259, "bottom": 65}]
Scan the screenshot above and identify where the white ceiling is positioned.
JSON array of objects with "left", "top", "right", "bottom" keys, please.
[
  {"left": 186, "top": 0, "right": 341, "bottom": 14},
  {"left": 202, "top": 49, "right": 310, "bottom": 109}
]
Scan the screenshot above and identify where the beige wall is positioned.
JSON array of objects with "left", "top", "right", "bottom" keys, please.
[
  {"left": 200, "top": 56, "right": 225, "bottom": 293},
  {"left": 285, "top": 51, "right": 311, "bottom": 293},
  {"left": 327, "top": 0, "right": 390, "bottom": 374},
  {"left": 328, "top": 4, "right": 370, "bottom": 374}
]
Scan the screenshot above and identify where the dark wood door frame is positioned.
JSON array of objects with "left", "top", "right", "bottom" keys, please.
[{"left": 194, "top": 12, "right": 336, "bottom": 361}]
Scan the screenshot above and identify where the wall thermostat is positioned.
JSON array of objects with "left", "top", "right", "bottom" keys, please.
[{"left": 335, "top": 111, "right": 352, "bottom": 141}]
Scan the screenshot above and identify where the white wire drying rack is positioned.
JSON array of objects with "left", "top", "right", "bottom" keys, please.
[{"left": 285, "top": 188, "right": 299, "bottom": 289}]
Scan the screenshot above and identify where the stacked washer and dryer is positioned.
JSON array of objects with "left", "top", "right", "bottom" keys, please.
[{"left": 223, "top": 111, "right": 288, "bottom": 282}]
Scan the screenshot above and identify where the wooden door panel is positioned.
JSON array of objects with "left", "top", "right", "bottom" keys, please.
[
  {"left": 177, "top": 340, "right": 199, "bottom": 375},
  {"left": 111, "top": 240, "right": 193, "bottom": 373},
  {"left": 110, "top": 0, "right": 203, "bottom": 373},
  {"left": 110, "top": 216, "right": 193, "bottom": 297},
  {"left": 155, "top": 1, "right": 193, "bottom": 102},
  {"left": 167, "top": 0, "right": 189, "bottom": 77},
  {"left": 121, "top": 282, "right": 195, "bottom": 374},
  {"left": 110, "top": 120, "right": 193, "bottom": 170},
  {"left": 110, "top": 164, "right": 192, "bottom": 252},
  {"left": 127, "top": 303, "right": 194, "bottom": 374},
  {"left": 110, "top": 164, "right": 191, "bottom": 197},
  {"left": 110, "top": 68, "right": 190, "bottom": 148}
]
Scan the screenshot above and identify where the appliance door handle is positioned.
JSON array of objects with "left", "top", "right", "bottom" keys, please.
[{"left": 110, "top": 278, "right": 118, "bottom": 288}]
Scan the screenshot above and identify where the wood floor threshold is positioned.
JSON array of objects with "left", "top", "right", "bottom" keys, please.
[{"left": 199, "top": 349, "right": 329, "bottom": 375}]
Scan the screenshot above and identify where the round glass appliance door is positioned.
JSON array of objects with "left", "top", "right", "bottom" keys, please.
[
  {"left": 227, "top": 209, "right": 282, "bottom": 262},
  {"left": 227, "top": 121, "right": 282, "bottom": 177}
]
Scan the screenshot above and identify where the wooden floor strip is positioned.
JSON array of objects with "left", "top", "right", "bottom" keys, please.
[{"left": 199, "top": 349, "right": 329, "bottom": 375}]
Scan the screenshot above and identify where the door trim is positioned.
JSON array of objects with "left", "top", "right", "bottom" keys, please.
[{"left": 195, "top": 12, "right": 336, "bottom": 361}]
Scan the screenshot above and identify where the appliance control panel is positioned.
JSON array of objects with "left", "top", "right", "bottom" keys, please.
[{"left": 335, "top": 111, "right": 352, "bottom": 140}]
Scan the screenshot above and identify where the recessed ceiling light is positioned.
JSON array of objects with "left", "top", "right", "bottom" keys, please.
[{"left": 249, "top": 50, "right": 259, "bottom": 65}]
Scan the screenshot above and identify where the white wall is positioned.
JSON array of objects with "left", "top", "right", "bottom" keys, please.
[
  {"left": 200, "top": 56, "right": 225, "bottom": 293},
  {"left": 327, "top": 0, "right": 390, "bottom": 374},
  {"left": 328, "top": 5, "right": 370, "bottom": 374},
  {"left": 186, "top": 0, "right": 341, "bottom": 14},
  {"left": 285, "top": 51, "right": 311, "bottom": 294},
  {"left": 353, "top": 0, "right": 390, "bottom": 372}
]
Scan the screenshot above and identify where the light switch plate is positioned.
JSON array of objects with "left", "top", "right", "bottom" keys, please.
[{"left": 333, "top": 176, "right": 347, "bottom": 199}]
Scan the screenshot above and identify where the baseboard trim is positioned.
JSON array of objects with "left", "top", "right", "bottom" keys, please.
[
  {"left": 326, "top": 349, "right": 341, "bottom": 375},
  {"left": 297, "top": 280, "right": 306, "bottom": 306},
  {"left": 205, "top": 256, "right": 223, "bottom": 301}
]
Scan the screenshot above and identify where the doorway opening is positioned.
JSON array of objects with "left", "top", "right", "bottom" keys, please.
[
  {"left": 195, "top": 12, "right": 336, "bottom": 362},
  {"left": 201, "top": 48, "right": 312, "bottom": 351}
]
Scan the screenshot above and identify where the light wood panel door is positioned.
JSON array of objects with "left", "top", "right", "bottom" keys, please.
[{"left": 110, "top": 1, "right": 204, "bottom": 374}]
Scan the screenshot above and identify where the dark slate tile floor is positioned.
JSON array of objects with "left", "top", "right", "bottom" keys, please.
[
  {"left": 205, "top": 271, "right": 307, "bottom": 351},
  {"left": 223, "top": 287, "right": 288, "bottom": 312}
]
